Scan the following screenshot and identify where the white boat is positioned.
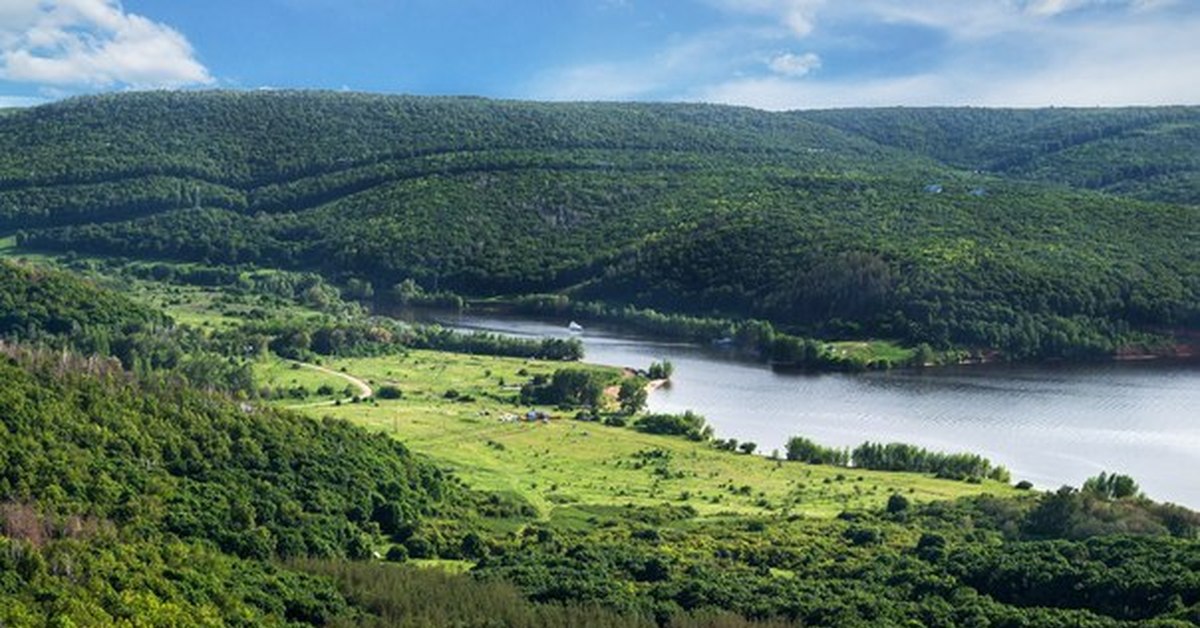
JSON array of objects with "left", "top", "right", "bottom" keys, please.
[{"left": 567, "top": 321, "right": 584, "bottom": 332}]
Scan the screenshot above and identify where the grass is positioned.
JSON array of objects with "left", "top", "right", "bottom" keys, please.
[
  {"left": 259, "top": 351, "right": 1018, "bottom": 524},
  {"left": 255, "top": 356, "right": 359, "bottom": 405},
  {"left": 830, "top": 339, "right": 915, "bottom": 364},
  {"left": 0, "top": 247, "right": 331, "bottom": 329},
  {"left": 6, "top": 242, "right": 1015, "bottom": 525}
]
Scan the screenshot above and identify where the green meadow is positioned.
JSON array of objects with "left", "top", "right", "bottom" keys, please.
[
  {"left": 0, "top": 246, "right": 1015, "bottom": 526},
  {"left": 257, "top": 350, "right": 1017, "bottom": 525}
]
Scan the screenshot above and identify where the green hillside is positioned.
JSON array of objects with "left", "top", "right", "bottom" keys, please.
[
  {"left": 0, "top": 258, "right": 167, "bottom": 341},
  {"left": 797, "top": 106, "right": 1200, "bottom": 205},
  {"left": 2, "top": 92, "right": 1197, "bottom": 362},
  {"left": 0, "top": 245, "right": 1196, "bottom": 625}
]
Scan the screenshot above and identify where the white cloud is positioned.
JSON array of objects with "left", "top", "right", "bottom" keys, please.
[
  {"left": 706, "top": 0, "right": 826, "bottom": 37},
  {"left": 1020, "top": 0, "right": 1178, "bottom": 16},
  {"left": 532, "top": 0, "right": 1198, "bottom": 108},
  {"left": 698, "top": 11, "right": 1200, "bottom": 109},
  {"left": 0, "top": 0, "right": 212, "bottom": 89},
  {"left": 767, "top": 52, "right": 820, "bottom": 77}
]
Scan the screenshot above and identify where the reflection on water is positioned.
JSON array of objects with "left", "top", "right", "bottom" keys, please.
[{"left": 433, "top": 313, "right": 1200, "bottom": 508}]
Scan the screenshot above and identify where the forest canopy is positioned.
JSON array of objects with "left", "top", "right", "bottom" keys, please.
[{"left": 0, "top": 92, "right": 1195, "bottom": 361}]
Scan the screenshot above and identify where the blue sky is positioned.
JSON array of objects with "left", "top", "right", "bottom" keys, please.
[{"left": 1, "top": 0, "right": 1199, "bottom": 109}]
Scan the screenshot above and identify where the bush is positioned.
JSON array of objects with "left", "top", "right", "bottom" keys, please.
[
  {"left": 844, "top": 526, "right": 882, "bottom": 546},
  {"left": 647, "top": 360, "right": 674, "bottom": 380},
  {"left": 785, "top": 436, "right": 849, "bottom": 465},
  {"left": 405, "top": 537, "right": 434, "bottom": 559},
  {"left": 635, "top": 411, "right": 712, "bottom": 441},
  {"left": 377, "top": 385, "right": 403, "bottom": 399},
  {"left": 886, "top": 493, "right": 910, "bottom": 514},
  {"left": 1082, "top": 472, "right": 1140, "bottom": 500},
  {"left": 520, "top": 369, "right": 605, "bottom": 408}
]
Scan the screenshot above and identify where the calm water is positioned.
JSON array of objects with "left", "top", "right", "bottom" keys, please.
[{"left": 434, "top": 313, "right": 1200, "bottom": 508}]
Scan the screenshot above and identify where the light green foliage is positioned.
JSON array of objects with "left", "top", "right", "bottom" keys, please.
[
  {"left": 265, "top": 351, "right": 1016, "bottom": 522},
  {"left": 617, "top": 377, "right": 649, "bottom": 414}
]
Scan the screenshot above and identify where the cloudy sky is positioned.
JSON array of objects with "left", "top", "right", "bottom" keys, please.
[{"left": 1, "top": 0, "right": 1198, "bottom": 109}]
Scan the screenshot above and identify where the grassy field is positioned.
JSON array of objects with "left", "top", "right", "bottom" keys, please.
[
  {"left": 4, "top": 245, "right": 1016, "bottom": 526},
  {"left": 830, "top": 339, "right": 915, "bottom": 364},
  {"left": 258, "top": 350, "right": 1018, "bottom": 526}
]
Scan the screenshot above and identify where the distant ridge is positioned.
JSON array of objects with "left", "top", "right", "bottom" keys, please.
[{"left": 2, "top": 90, "right": 1196, "bottom": 360}]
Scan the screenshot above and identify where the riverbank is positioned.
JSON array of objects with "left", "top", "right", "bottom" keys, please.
[
  {"left": 454, "top": 297, "right": 1200, "bottom": 370},
  {"left": 253, "top": 349, "right": 1017, "bottom": 522},
  {"left": 431, "top": 312, "right": 1200, "bottom": 509}
]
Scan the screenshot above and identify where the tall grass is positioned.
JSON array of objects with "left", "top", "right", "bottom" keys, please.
[{"left": 291, "top": 560, "right": 797, "bottom": 627}]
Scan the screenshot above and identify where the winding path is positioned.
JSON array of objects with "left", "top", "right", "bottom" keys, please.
[{"left": 286, "top": 362, "right": 373, "bottom": 409}]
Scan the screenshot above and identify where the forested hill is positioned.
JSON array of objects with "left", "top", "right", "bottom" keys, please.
[
  {"left": 0, "top": 90, "right": 916, "bottom": 202},
  {"left": 2, "top": 91, "right": 1198, "bottom": 360},
  {"left": 0, "top": 259, "right": 167, "bottom": 341},
  {"left": 796, "top": 106, "right": 1200, "bottom": 206}
]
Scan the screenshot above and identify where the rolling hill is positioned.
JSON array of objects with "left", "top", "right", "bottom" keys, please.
[
  {"left": 797, "top": 106, "right": 1200, "bottom": 206},
  {"left": 1, "top": 91, "right": 1197, "bottom": 360}
]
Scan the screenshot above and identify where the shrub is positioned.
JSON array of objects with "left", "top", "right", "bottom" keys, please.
[
  {"left": 377, "top": 385, "right": 403, "bottom": 399},
  {"left": 887, "top": 493, "right": 910, "bottom": 514},
  {"left": 635, "top": 411, "right": 712, "bottom": 441},
  {"left": 405, "top": 537, "right": 434, "bottom": 559}
]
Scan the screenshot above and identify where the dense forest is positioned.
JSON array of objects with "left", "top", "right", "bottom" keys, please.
[
  {"left": 0, "top": 91, "right": 1195, "bottom": 362},
  {"left": 3, "top": 337, "right": 1198, "bottom": 626},
  {"left": 0, "top": 346, "right": 460, "bottom": 624},
  {"left": 1, "top": 91, "right": 1198, "bottom": 624},
  {"left": 796, "top": 107, "right": 1200, "bottom": 206},
  {"left": 0, "top": 253, "right": 1196, "bottom": 625}
]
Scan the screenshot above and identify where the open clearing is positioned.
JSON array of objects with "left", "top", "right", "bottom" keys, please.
[{"left": 259, "top": 350, "right": 1017, "bottom": 524}]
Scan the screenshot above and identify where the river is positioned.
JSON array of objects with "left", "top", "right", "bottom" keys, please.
[{"left": 432, "top": 312, "right": 1200, "bottom": 509}]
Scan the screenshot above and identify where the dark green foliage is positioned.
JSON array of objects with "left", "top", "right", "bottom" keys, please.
[
  {"left": 0, "top": 260, "right": 257, "bottom": 395},
  {"left": 236, "top": 316, "right": 582, "bottom": 361},
  {"left": 1021, "top": 485, "right": 1199, "bottom": 540},
  {"left": 635, "top": 411, "right": 712, "bottom": 441},
  {"left": 782, "top": 436, "right": 1012, "bottom": 483},
  {"left": 0, "top": 345, "right": 458, "bottom": 561},
  {"left": 843, "top": 525, "right": 882, "bottom": 546},
  {"left": 852, "top": 442, "right": 1011, "bottom": 482},
  {"left": 3, "top": 92, "right": 1195, "bottom": 362},
  {"left": 1082, "top": 471, "right": 1141, "bottom": 500},
  {"left": 618, "top": 378, "right": 649, "bottom": 414},
  {"left": 469, "top": 487, "right": 1198, "bottom": 627},
  {"left": 376, "top": 385, "right": 403, "bottom": 399},
  {"left": 0, "top": 260, "right": 166, "bottom": 340},
  {"left": 1, "top": 91, "right": 1199, "bottom": 627},
  {"left": 887, "top": 493, "right": 910, "bottom": 514},
  {"left": 947, "top": 536, "right": 1200, "bottom": 621},
  {"left": 784, "top": 437, "right": 849, "bottom": 466},
  {"left": 647, "top": 360, "right": 674, "bottom": 380},
  {"left": 521, "top": 368, "right": 607, "bottom": 408},
  {"left": 0, "top": 537, "right": 357, "bottom": 626},
  {"left": 714, "top": 438, "right": 739, "bottom": 452},
  {"left": 797, "top": 106, "right": 1200, "bottom": 205}
]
